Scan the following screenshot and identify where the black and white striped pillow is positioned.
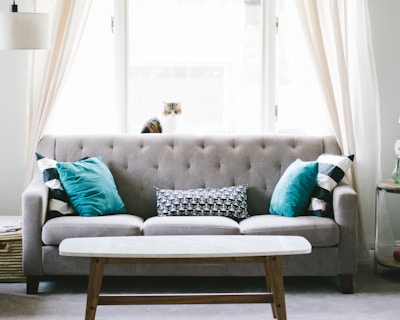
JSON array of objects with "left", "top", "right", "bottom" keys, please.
[
  {"left": 309, "top": 154, "right": 354, "bottom": 217},
  {"left": 35, "top": 153, "right": 76, "bottom": 219}
]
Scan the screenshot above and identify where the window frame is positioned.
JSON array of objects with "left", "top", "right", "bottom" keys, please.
[{"left": 113, "top": 0, "right": 278, "bottom": 133}]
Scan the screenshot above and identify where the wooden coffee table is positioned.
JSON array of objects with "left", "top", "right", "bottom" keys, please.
[{"left": 59, "top": 235, "right": 311, "bottom": 320}]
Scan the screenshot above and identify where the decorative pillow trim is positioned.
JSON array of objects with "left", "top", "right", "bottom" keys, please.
[
  {"left": 309, "top": 154, "right": 354, "bottom": 217},
  {"left": 155, "top": 185, "right": 249, "bottom": 221}
]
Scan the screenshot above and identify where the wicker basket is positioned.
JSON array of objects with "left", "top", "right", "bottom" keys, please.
[{"left": 0, "top": 229, "right": 25, "bottom": 282}]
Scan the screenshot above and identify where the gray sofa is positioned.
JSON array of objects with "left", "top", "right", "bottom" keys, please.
[{"left": 22, "top": 134, "right": 358, "bottom": 294}]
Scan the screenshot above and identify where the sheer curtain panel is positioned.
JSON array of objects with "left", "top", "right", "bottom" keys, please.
[
  {"left": 296, "top": 0, "right": 382, "bottom": 254},
  {"left": 24, "top": 0, "right": 93, "bottom": 186}
]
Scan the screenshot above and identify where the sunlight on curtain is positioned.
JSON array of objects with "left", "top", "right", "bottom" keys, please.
[
  {"left": 277, "top": 0, "right": 332, "bottom": 135},
  {"left": 43, "top": 1, "right": 116, "bottom": 135},
  {"left": 25, "top": 0, "right": 93, "bottom": 186},
  {"left": 296, "top": 0, "right": 383, "bottom": 254}
]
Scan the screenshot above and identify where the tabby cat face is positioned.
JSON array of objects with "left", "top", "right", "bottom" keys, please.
[{"left": 163, "top": 102, "right": 182, "bottom": 116}]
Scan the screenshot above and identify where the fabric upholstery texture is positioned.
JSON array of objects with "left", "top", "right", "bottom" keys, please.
[
  {"left": 239, "top": 215, "right": 339, "bottom": 247},
  {"left": 22, "top": 133, "right": 358, "bottom": 290},
  {"left": 33, "top": 134, "right": 341, "bottom": 219},
  {"left": 143, "top": 216, "right": 241, "bottom": 235},
  {"left": 42, "top": 214, "right": 143, "bottom": 245}
]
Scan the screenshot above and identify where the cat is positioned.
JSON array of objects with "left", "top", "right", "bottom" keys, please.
[
  {"left": 140, "top": 102, "right": 182, "bottom": 134},
  {"left": 163, "top": 102, "right": 182, "bottom": 117},
  {"left": 140, "top": 117, "right": 162, "bottom": 133},
  {"left": 162, "top": 102, "right": 182, "bottom": 133}
]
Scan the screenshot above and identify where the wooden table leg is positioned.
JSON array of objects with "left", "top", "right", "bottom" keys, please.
[
  {"left": 264, "top": 269, "right": 277, "bottom": 319},
  {"left": 86, "top": 257, "right": 105, "bottom": 320},
  {"left": 264, "top": 256, "right": 287, "bottom": 320}
]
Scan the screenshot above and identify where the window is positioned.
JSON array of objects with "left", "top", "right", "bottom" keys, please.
[
  {"left": 45, "top": 0, "right": 331, "bottom": 135},
  {"left": 45, "top": 1, "right": 117, "bottom": 134},
  {"left": 125, "top": 0, "right": 268, "bottom": 134}
]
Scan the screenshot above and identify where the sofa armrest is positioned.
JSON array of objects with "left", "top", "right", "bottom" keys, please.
[
  {"left": 22, "top": 176, "right": 48, "bottom": 277},
  {"left": 332, "top": 183, "right": 358, "bottom": 275}
]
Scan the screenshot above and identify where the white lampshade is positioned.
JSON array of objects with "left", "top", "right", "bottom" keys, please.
[{"left": 0, "top": 12, "right": 50, "bottom": 50}]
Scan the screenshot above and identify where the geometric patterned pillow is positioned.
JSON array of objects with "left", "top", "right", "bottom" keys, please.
[
  {"left": 308, "top": 154, "right": 354, "bottom": 217},
  {"left": 155, "top": 185, "right": 249, "bottom": 221},
  {"left": 35, "top": 153, "right": 76, "bottom": 219}
]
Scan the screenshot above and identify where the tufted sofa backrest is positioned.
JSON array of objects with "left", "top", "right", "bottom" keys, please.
[{"left": 36, "top": 134, "right": 341, "bottom": 219}]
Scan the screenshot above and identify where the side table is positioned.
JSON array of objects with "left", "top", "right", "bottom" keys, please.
[
  {"left": 0, "top": 215, "right": 24, "bottom": 282},
  {"left": 374, "top": 180, "right": 400, "bottom": 273}
]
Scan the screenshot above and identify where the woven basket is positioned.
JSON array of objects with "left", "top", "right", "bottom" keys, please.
[{"left": 0, "top": 229, "right": 25, "bottom": 282}]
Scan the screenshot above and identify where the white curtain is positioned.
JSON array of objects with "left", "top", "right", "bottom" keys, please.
[
  {"left": 296, "top": 0, "right": 382, "bottom": 255},
  {"left": 24, "top": 0, "right": 92, "bottom": 186}
]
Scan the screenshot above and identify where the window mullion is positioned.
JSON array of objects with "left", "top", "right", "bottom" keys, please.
[
  {"left": 261, "top": 0, "right": 278, "bottom": 132},
  {"left": 113, "top": 0, "right": 128, "bottom": 133}
]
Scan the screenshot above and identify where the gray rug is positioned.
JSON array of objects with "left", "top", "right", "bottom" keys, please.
[{"left": 1, "top": 254, "right": 399, "bottom": 320}]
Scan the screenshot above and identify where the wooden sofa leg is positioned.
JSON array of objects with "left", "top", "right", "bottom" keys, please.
[
  {"left": 26, "top": 276, "right": 40, "bottom": 295},
  {"left": 338, "top": 274, "right": 353, "bottom": 294}
]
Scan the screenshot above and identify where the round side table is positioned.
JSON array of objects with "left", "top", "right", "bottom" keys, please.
[{"left": 374, "top": 179, "right": 400, "bottom": 273}]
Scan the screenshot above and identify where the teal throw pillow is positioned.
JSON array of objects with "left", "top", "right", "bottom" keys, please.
[
  {"left": 56, "top": 157, "right": 126, "bottom": 217},
  {"left": 270, "top": 159, "right": 318, "bottom": 217}
]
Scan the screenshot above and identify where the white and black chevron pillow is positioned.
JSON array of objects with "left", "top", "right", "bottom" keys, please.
[
  {"left": 36, "top": 153, "right": 76, "bottom": 219},
  {"left": 155, "top": 185, "right": 249, "bottom": 220},
  {"left": 309, "top": 154, "right": 354, "bottom": 217}
]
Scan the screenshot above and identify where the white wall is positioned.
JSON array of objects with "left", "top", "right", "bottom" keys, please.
[
  {"left": 0, "top": 0, "right": 30, "bottom": 216},
  {"left": 0, "top": 51, "right": 28, "bottom": 216},
  {"left": 369, "top": 0, "right": 400, "bottom": 173},
  {"left": 368, "top": 0, "right": 400, "bottom": 237}
]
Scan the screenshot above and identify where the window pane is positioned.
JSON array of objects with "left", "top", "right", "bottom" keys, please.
[
  {"left": 127, "top": 0, "right": 263, "bottom": 133},
  {"left": 44, "top": 2, "right": 116, "bottom": 134}
]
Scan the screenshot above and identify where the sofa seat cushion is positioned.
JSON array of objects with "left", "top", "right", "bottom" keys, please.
[
  {"left": 142, "top": 216, "right": 240, "bottom": 236},
  {"left": 239, "top": 215, "right": 339, "bottom": 247},
  {"left": 42, "top": 214, "right": 143, "bottom": 245}
]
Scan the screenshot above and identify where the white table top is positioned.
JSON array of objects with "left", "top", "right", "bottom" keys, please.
[{"left": 59, "top": 235, "right": 311, "bottom": 259}]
